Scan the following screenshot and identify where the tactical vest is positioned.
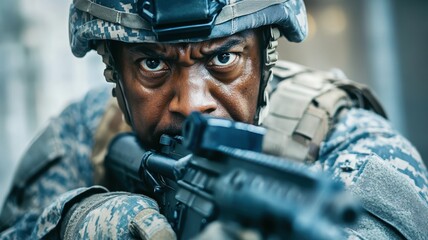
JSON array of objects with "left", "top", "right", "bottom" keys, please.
[
  {"left": 262, "top": 61, "right": 386, "bottom": 163},
  {"left": 90, "top": 60, "right": 386, "bottom": 181}
]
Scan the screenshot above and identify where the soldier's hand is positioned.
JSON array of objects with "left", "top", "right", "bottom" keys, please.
[{"left": 60, "top": 192, "right": 176, "bottom": 240}]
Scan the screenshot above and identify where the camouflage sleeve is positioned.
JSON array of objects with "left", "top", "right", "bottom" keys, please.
[
  {"left": 18, "top": 187, "right": 174, "bottom": 239},
  {"left": 317, "top": 108, "right": 428, "bottom": 239},
  {"left": 0, "top": 86, "right": 112, "bottom": 239}
]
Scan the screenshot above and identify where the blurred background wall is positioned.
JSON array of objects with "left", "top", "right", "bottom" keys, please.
[
  {"left": 0, "top": 0, "right": 105, "bottom": 204},
  {"left": 1, "top": 0, "right": 427, "bottom": 205}
]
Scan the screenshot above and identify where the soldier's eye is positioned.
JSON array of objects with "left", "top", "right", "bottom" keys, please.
[
  {"left": 139, "top": 58, "right": 167, "bottom": 72},
  {"left": 210, "top": 53, "right": 238, "bottom": 66}
]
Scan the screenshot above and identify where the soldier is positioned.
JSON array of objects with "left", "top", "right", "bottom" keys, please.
[{"left": 1, "top": 0, "right": 427, "bottom": 239}]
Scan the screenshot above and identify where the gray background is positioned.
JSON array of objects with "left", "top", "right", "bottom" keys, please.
[{"left": 1, "top": 0, "right": 427, "bottom": 207}]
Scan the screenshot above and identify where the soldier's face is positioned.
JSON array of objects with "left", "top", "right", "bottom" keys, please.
[{"left": 114, "top": 30, "right": 261, "bottom": 148}]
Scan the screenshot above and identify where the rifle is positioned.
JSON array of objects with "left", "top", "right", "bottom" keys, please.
[{"left": 105, "top": 112, "right": 360, "bottom": 239}]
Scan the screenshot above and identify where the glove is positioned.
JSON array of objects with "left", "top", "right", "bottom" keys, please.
[{"left": 60, "top": 192, "right": 176, "bottom": 240}]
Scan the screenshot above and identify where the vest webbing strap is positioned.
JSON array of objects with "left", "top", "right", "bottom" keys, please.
[{"left": 262, "top": 61, "right": 386, "bottom": 163}]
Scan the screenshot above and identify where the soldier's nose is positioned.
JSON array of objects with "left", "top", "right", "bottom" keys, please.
[{"left": 169, "top": 78, "right": 217, "bottom": 117}]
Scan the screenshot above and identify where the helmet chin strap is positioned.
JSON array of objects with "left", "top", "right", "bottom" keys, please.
[
  {"left": 254, "top": 27, "right": 281, "bottom": 125},
  {"left": 96, "top": 41, "right": 135, "bottom": 130}
]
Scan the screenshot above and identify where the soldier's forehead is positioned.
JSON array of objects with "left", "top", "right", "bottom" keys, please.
[{"left": 121, "top": 30, "right": 258, "bottom": 53}]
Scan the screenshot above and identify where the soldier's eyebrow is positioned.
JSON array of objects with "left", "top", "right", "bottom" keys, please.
[
  {"left": 203, "top": 38, "right": 245, "bottom": 57},
  {"left": 127, "top": 36, "right": 246, "bottom": 59}
]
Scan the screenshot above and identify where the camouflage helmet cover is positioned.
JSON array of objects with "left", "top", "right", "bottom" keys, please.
[{"left": 69, "top": 0, "right": 308, "bottom": 57}]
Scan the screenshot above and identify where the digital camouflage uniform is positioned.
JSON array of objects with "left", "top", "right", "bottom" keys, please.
[
  {"left": 1, "top": 0, "right": 428, "bottom": 239},
  {"left": 1, "top": 62, "right": 427, "bottom": 239}
]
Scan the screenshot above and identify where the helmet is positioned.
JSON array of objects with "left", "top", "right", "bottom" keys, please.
[
  {"left": 70, "top": 0, "right": 307, "bottom": 57},
  {"left": 69, "top": 0, "right": 308, "bottom": 123}
]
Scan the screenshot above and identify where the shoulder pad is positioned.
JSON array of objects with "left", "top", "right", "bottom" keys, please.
[
  {"left": 263, "top": 60, "right": 387, "bottom": 162},
  {"left": 350, "top": 154, "right": 428, "bottom": 239}
]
